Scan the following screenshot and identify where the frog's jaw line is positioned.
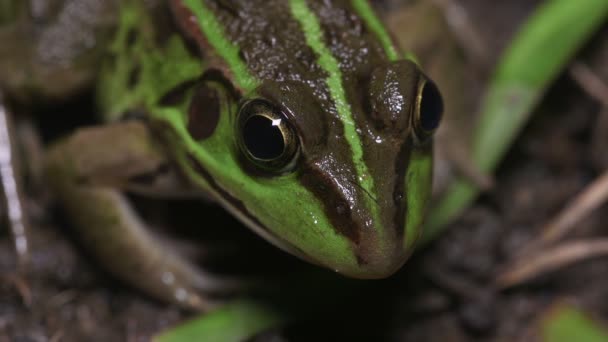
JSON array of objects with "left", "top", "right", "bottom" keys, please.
[
  {"left": 220, "top": 192, "right": 315, "bottom": 264},
  {"left": 182, "top": 152, "right": 315, "bottom": 263}
]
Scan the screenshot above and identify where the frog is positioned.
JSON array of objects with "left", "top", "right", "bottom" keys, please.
[{"left": 0, "top": 0, "right": 448, "bottom": 311}]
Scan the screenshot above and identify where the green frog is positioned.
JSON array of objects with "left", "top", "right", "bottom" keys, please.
[{"left": 0, "top": 0, "right": 446, "bottom": 310}]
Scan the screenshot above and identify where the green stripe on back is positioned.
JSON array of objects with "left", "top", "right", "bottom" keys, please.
[
  {"left": 289, "top": 0, "right": 378, "bottom": 208},
  {"left": 351, "top": 0, "right": 400, "bottom": 61},
  {"left": 181, "top": 0, "right": 258, "bottom": 91}
]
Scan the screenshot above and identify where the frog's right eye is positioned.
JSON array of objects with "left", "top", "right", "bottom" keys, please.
[
  {"left": 236, "top": 99, "right": 300, "bottom": 174},
  {"left": 412, "top": 79, "right": 443, "bottom": 144}
]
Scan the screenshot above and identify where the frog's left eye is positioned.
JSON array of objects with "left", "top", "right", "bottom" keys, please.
[
  {"left": 236, "top": 99, "right": 300, "bottom": 174},
  {"left": 413, "top": 80, "right": 443, "bottom": 144}
]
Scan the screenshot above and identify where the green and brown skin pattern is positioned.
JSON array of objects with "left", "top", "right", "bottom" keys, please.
[{"left": 99, "top": 0, "right": 442, "bottom": 280}]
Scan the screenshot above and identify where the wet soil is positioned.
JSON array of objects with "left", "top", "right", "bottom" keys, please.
[{"left": 1, "top": 0, "right": 607, "bottom": 341}]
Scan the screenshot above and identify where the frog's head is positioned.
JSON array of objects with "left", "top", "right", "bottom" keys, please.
[
  {"left": 169, "top": 59, "right": 442, "bottom": 278},
  {"left": 149, "top": 0, "right": 443, "bottom": 278}
]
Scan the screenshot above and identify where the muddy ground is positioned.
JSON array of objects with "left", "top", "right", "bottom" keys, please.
[{"left": 1, "top": 0, "right": 607, "bottom": 341}]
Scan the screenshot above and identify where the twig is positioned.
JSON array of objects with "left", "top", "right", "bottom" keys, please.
[
  {"left": 539, "top": 169, "right": 608, "bottom": 246},
  {"left": 569, "top": 61, "right": 608, "bottom": 108},
  {"left": 497, "top": 169, "right": 608, "bottom": 288},
  {"left": 431, "top": 0, "right": 489, "bottom": 68},
  {"left": 497, "top": 239, "right": 608, "bottom": 288},
  {"left": 513, "top": 168, "right": 608, "bottom": 260}
]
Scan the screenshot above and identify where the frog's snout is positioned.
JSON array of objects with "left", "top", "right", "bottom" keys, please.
[{"left": 319, "top": 202, "right": 417, "bottom": 280}]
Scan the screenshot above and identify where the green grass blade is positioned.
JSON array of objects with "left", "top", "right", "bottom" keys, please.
[
  {"left": 541, "top": 304, "right": 608, "bottom": 342},
  {"left": 425, "top": 0, "right": 608, "bottom": 239},
  {"left": 154, "top": 300, "right": 285, "bottom": 342}
]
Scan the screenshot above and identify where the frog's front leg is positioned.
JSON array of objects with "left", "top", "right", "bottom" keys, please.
[{"left": 45, "top": 121, "right": 226, "bottom": 311}]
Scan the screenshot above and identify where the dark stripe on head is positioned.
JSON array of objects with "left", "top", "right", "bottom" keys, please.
[
  {"left": 170, "top": 0, "right": 209, "bottom": 58},
  {"left": 299, "top": 164, "right": 360, "bottom": 245},
  {"left": 392, "top": 140, "right": 412, "bottom": 240}
]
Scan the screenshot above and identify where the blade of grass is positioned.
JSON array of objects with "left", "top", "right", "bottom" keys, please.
[
  {"left": 154, "top": 300, "right": 285, "bottom": 342},
  {"left": 540, "top": 303, "right": 608, "bottom": 342},
  {"left": 425, "top": 0, "right": 608, "bottom": 240}
]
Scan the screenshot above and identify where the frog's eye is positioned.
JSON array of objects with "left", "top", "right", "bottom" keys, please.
[
  {"left": 236, "top": 99, "right": 300, "bottom": 174},
  {"left": 412, "top": 80, "right": 443, "bottom": 144}
]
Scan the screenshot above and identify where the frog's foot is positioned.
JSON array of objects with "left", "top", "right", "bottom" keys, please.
[
  {"left": 45, "top": 121, "right": 242, "bottom": 311},
  {"left": 0, "top": 93, "right": 30, "bottom": 270}
]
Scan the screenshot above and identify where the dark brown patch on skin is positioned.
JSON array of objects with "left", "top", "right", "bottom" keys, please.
[
  {"left": 392, "top": 140, "right": 412, "bottom": 240},
  {"left": 365, "top": 61, "right": 423, "bottom": 242},
  {"left": 355, "top": 253, "right": 367, "bottom": 266},
  {"left": 299, "top": 164, "right": 361, "bottom": 245},
  {"left": 169, "top": 0, "right": 208, "bottom": 51},
  {"left": 157, "top": 71, "right": 244, "bottom": 171},
  {"left": 187, "top": 83, "right": 221, "bottom": 141}
]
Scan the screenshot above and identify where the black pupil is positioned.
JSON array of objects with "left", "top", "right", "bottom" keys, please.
[
  {"left": 419, "top": 81, "right": 443, "bottom": 131},
  {"left": 243, "top": 115, "right": 285, "bottom": 160}
]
